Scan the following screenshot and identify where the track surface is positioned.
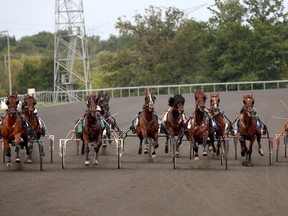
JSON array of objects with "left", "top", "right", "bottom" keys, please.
[{"left": 1, "top": 89, "right": 288, "bottom": 216}]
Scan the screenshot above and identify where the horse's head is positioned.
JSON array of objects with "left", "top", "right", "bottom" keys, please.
[
  {"left": 194, "top": 88, "right": 207, "bottom": 112},
  {"left": 97, "top": 93, "right": 110, "bottom": 113},
  {"left": 144, "top": 89, "right": 156, "bottom": 112},
  {"left": 23, "top": 94, "right": 36, "bottom": 114},
  {"left": 168, "top": 94, "right": 185, "bottom": 114},
  {"left": 5, "top": 92, "right": 19, "bottom": 116},
  {"left": 210, "top": 92, "right": 220, "bottom": 113},
  {"left": 242, "top": 93, "right": 254, "bottom": 116},
  {"left": 86, "top": 94, "right": 98, "bottom": 117}
]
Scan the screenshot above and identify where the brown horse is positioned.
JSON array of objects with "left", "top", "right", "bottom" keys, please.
[
  {"left": 237, "top": 93, "right": 264, "bottom": 166},
  {"left": 82, "top": 94, "right": 104, "bottom": 165},
  {"left": 1, "top": 93, "right": 30, "bottom": 166},
  {"left": 162, "top": 94, "right": 186, "bottom": 156},
  {"left": 21, "top": 94, "right": 45, "bottom": 163},
  {"left": 209, "top": 92, "right": 226, "bottom": 155},
  {"left": 22, "top": 94, "right": 43, "bottom": 140},
  {"left": 188, "top": 88, "right": 215, "bottom": 160},
  {"left": 136, "top": 89, "right": 159, "bottom": 158}
]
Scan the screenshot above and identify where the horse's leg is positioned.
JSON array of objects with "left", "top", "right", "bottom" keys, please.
[
  {"left": 3, "top": 139, "right": 12, "bottom": 166},
  {"left": 144, "top": 137, "right": 149, "bottom": 154},
  {"left": 176, "top": 138, "right": 182, "bottom": 157},
  {"left": 191, "top": 137, "right": 199, "bottom": 160},
  {"left": 14, "top": 134, "right": 21, "bottom": 163},
  {"left": 256, "top": 133, "right": 264, "bottom": 156},
  {"left": 84, "top": 140, "right": 90, "bottom": 165},
  {"left": 202, "top": 131, "right": 209, "bottom": 156},
  {"left": 23, "top": 135, "right": 32, "bottom": 163},
  {"left": 81, "top": 142, "right": 85, "bottom": 155},
  {"left": 93, "top": 139, "right": 102, "bottom": 165},
  {"left": 138, "top": 138, "right": 143, "bottom": 154},
  {"left": 152, "top": 133, "right": 159, "bottom": 158},
  {"left": 165, "top": 136, "right": 169, "bottom": 153},
  {"left": 239, "top": 136, "right": 247, "bottom": 157},
  {"left": 143, "top": 132, "right": 149, "bottom": 154},
  {"left": 176, "top": 129, "right": 183, "bottom": 157}
]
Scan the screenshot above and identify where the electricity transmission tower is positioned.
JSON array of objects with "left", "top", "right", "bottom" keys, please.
[{"left": 54, "top": 0, "right": 91, "bottom": 102}]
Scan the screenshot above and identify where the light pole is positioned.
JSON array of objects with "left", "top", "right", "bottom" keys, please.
[{"left": 0, "top": 30, "right": 12, "bottom": 94}]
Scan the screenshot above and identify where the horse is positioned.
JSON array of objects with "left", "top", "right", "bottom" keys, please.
[
  {"left": 162, "top": 94, "right": 187, "bottom": 156},
  {"left": 22, "top": 94, "right": 43, "bottom": 140},
  {"left": 188, "top": 88, "right": 215, "bottom": 160},
  {"left": 237, "top": 93, "right": 264, "bottom": 166},
  {"left": 209, "top": 92, "right": 226, "bottom": 155},
  {"left": 96, "top": 92, "right": 120, "bottom": 147},
  {"left": 82, "top": 94, "right": 104, "bottom": 165},
  {"left": 135, "top": 89, "right": 159, "bottom": 158},
  {"left": 1, "top": 93, "right": 30, "bottom": 166},
  {"left": 21, "top": 94, "right": 46, "bottom": 162}
]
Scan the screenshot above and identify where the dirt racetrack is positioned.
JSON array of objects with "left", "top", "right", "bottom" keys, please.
[{"left": 1, "top": 89, "right": 288, "bottom": 216}]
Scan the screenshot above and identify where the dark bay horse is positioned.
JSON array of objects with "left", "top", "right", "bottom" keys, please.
[
  {"left": 21, "top": 94, "right": 45, "bottom": 163},
  {"left": 188, "top": 88, "right": 215, "bottom": 160},
  {"left": 1, "top": 93, "right": 30, "bottom": 165},
  {"left": 237, "top": 93, "right": 264, "bottom": 166},
  {"left": 82, "top": 94, "right": 104, "bottom": 165},
  {"left": 209, "top": 92, "right": 226, "bottom": 155},
  {"left": 136, "top": 89, "right": 159, "bottom": 158},
  {"left": 97, "top": 93, "right": 120, "bottom": 147},
  {"left": 162, "top": 94, "right": 186, "bottom": 156},
  {"left": 22, "top": 94, "right": 43, "bottom": 140}
]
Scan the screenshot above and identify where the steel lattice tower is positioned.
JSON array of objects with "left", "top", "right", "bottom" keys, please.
[{"left": 54, "top": 0, "right": 91, "bottom": 102}]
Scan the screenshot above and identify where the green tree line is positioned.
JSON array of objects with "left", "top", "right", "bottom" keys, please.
[{"left": 0, "top": 0, "right": 287, "bottom": 96}]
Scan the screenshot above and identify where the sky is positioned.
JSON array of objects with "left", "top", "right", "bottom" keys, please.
[{"left": 1, "top": 0, "right": 288, "bottom": 40}]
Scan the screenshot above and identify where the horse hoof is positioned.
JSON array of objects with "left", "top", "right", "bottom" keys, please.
[
  {"left": 241, "top": 151, "right": 245, "bottom": 157},
  {"left": 194, "top": 157, "right": 199, "bottom": 161},
  {"left": 152, "top": 154, "right": 156, "bottom": 159},
  {"left": 85, "top": 161, "right": 90, "bottom": 166},
  {"left": 103, "top": 144, "right": 107, "bottom": 148},
  {"left": 242, "top": 161, "right": 254, "bottom": 167},
  {"left": 26, "top": 159, "right": 32, "bottom": 164},
  {"left": 15, "top": 158, "right": 21, "bottom": 163},
  {"left": 93, "top": 160, "right": 99, "bottom": 165},
  {"left": 154, "top": 143, "right": 159, "bottom": 149},
  {"left": 202, "top": 151, "right": 207, "bottom": 156},
  {"left": 6, "top": 162, "right": 12, "bottom": 167},
  {"left": 138, "top": 149, "right": 142, "bottom": 155},
  {"left": 144, "top": 149, "right": 149, "bottom": 154},
  {"left": 176, "top": 152, "right": 180, "bottom": 158},
  {"left": 208, "top": 146, "right": 213, "bottom": 152},
  {"left": 258, "top": 149, "right": 264, "bottom": 156},
  {"left": 165, "top": 146, "right": 168, "bottom": 154}
]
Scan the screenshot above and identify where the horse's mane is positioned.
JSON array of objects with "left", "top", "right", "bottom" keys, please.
[{"left": 168, "top": 94, "right": 185, "bottom": 107}]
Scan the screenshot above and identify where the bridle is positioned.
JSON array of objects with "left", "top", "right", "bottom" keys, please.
[
  {"left": 195, "top": 94, "right": 206, "bottom": 112},
  {"left": 86, "top": 96, "right": 98, "bottom": 117},
  {"left": 242, "top": 96, "right": 254, "bottom": 117},
  {"left": 210, "top": 96, "right": 220, "bottom": 114},
  {"left": 143, "top": 92, "right": 155, "bottom": 112},
  {"left": 98, "top": 95, "right": 110, "bottom": 113},
  {"left": 6, "top": 95, "right": 19, "bottom": 116},
  {"left": 23, "top": 95, "right": 36, "bottom": 115}
]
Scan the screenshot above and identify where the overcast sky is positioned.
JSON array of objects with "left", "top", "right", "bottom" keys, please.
[{"left": 1, "top": 0, "right": 288, "bottom": 40}]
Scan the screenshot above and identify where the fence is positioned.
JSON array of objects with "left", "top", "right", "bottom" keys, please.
[{"left": 1, "top": 80, "right": 288, "bottom": 106}]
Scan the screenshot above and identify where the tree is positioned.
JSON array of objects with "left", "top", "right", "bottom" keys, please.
[
  {"left": 205, "top": 0, "right": 288, "bottom": 82},
  {"left": 116, "top": 6, "right": 185, "bottom": 82},
  {"left": 15, "top": 55, "right": 54, "bottom": 93}
]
